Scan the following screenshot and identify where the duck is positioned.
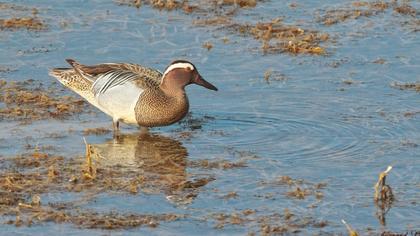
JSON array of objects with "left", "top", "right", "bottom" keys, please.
[{"left": 49, "top": 59, "right": 217, "bottom": 132}]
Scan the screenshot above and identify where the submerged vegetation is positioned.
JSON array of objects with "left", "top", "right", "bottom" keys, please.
[
  {"left": 318, "top": 1, "right": 418, "bottom": 25},
  {"left": 342, "top": 220, "right": 359, "bottom": 236},
  {"left": 391, "top": 82, "right": 420, "bottom": 92},
  {"left": 115, "top": 0, "right": 260, "bottom": 11},
  {"left": 0, "top": 17, "right": 45, "bottom": 31},
  {"left": 0, "top": 0, "right": 418, "bottom": 235},
  {"left": 0, "top": 80, "right": 87, "bottom": 122},
  {"left": 117, "top": 0, "right": 330, "bottom": 55},
  {"left": 229, "top": 18, "right": 329, "bottom": 55},
  {"left": 0, "top": 3, "right": 46, "bottom": 31},
  {"left": 0, "top": 136, "right": 191, "bottom": 229},
  {"left": 0, "top": 134, "right": 323, "bottom": 233}
]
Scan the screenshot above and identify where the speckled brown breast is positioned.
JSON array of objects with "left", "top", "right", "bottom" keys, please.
[{"left": 134, "top": 89, "right": 189, "bottom": 127}]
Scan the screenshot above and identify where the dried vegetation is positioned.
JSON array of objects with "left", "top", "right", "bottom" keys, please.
[
  {"left": 391, "top": 82, "right": 420, "bottom": 92},
  {"left": 262, "top": 175, "right": 326, "bottom": 200},
  {"left": 0, "top": 3, "right": 46, "bottom": 31},
  {"left": 115, "top": 0, "right": 258, "bottom": 11},
  {"left": 116, "top": 0, "right": 329, "bottom": 55},
  {"left": 83, "top": 127, "right": 112, "bottom": 136},
  {"left": 176, "top": 112, "right": 215, "bottom": 131},
  {"left": 230, "top": 18, "right": 329, "bottom": 55},
  {"left": 342, "top": 219, "right": 359, "bottom": 236},
  {"left": 202, "top": 41, "right": 214, "bottom": 51},
  {"left": 0, "top": 17, "right": 45, "bottom": 30},
  {"left": 0, "top": 137, "right": 197, "bottom": 229},
  {"left": 263, "top": 69, "right": 289, "bottom": 83},
  {"left": 0, "top": 0, "right": 417, "bottom": 234},
  {"left": 373, "top": 166, "right": 394, "bottom": 226},
  {"left": 189, "top": 165, "right": 401, "bottom": 236},
  {"left": 318, "top": 1, "right": 418, "bottom": 25},
  {"left": 211, "top": 208, "right": 328, "bottom": 234},
  {"left": 394, "top": 3, "right": 418, "bottom": 17},
  {"left": 0, "top": 80, "right": 87, "bottom": 123},
  {"left": 188, "top": 159, "right": 247, "bottom": 170}
]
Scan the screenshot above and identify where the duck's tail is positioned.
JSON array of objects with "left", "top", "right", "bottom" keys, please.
[
  {"left": 48, "top": 67, "right": 70, "bottom": 80},
  {"left": 49, "top": 59, "right": 96, "bottom": 92},
  {"left": 49, "top": 66, "right": 97, "bottom": 107}
]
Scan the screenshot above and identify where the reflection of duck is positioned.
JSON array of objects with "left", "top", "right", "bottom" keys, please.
[
  {"left": 94, "top": 133, "right": 186, "bottom": 166},
  {"left": 91, "top": 133, "right": 210, "bottom": 204}
]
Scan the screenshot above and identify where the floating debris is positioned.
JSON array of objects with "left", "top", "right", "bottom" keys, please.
[
  {"left": 286, "top": 187, "right": 311, "bottom": 199},
  {"left": 188, "top": 159, "right": 247, "bottom": 169},
  {"left": 391, "top": 82, "right": 420, "bottom": 92},
  {"left": 5, "top": 204, "right": 181, "bottom": 230},
  {"left": 221, "top": 0, "right": 257, "bottom": 8},
  {"left": 0, "top": 80, "right": 87, "bottom": 123},
  {"left": 0, "top": 2, "right": 33, "bottom": 11},
  {"left": 0, "top": 66, "right": 16, "bottom": 73},
  {"left": 115, "top": 0, "right": 188, "bottom": 12},
  {"left": 202, "top": 41, "right": 214, "bottom": 51},
  {"left": 222, "top": 191, "right": 238, "bottom": 200},
  {"left": 341, "top": 219, "right": 359, "bottom": 236},
  {"left": 260, "top": 176, "right": 326, "bottom": 200},
  {"left": 319, "top": 0, "right": 419, "bottom": 27},
  {"left": 211, "top": 209, "right": 328, "bottom": 234},
  {"left": 0, "top": 2, "right": 46, "bottom": 31},
  {"left": 0, "top": 134, "right": 207, "bottom": 229},
  {"left": 264, "top": 70, "right": 273, "bottom": 83},
  {"left": 175, "top": 177, "right": 214, "bottom": 191},
  {"left": 231, "top": 18, "right": 329, "bottom": 54},
  {"left": 17, "top": 45, "right": 58, "bottom": 55},
  {"left": 394, "top": 4, "right": 417, "bottom": 17},
  {"left": 31, "top": 195, "right": 41, "bottom": 206},
  {"left": 82, "top": 138, "right": 97, "bottom": 180},
  {"left": 242, "top": 209, "right": 255, "bottom": 216},
  {"left": 0, "top": 17, "right": 45, "bottom": 30},
  {"left": 83, "top": 127, "right": 112, "bottom": 136},
  {"left": 342, "top": 79, "right": 355, "bottom": 85},
  {"left": 48, "top": 165, "right": 60, "bottom": 180},
  {"left": 318, "top": 1, "right": 391, "bottom": 26},
  {"left": 193, "top": 16, "right": 233, "bottom": 27},
  {"left": 372, "top": 58, "right": 386, "bottom": 64},
  {"left": 373, "top": 166, "right": 394, "bottom": 226},
  {"left": 117, "top": 0, "right": 327, "bottom": 55},
  {"left": 263, "top": 69, "right": 289, "bottom": 83},
  {"left": 176, "top": 112, "right": 215, "bottom": 131},
  {"left": 404, "top": 111, "right": 420, "bottom": 118},
  {"left": 374, "top": 166, "right": 394, "bottom": 205},
  {"left": 116, "top": 0, "right": 259, "bottom": 12}
]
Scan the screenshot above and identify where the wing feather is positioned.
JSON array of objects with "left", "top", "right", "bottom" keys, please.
[
  {"left": 92, "top": 70, "right": 142, "bottom": 96},
  {"left": 90, "top": 69, "right": 145, "bottom": 124}
]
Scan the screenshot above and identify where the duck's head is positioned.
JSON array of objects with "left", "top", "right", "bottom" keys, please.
[{"left": 161, "top": 60, "right": 218, "bottom": 92}]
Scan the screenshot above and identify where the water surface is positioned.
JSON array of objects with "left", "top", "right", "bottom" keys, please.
[{"left": 0, "top": 0, "right": 419, "bottom": 235}]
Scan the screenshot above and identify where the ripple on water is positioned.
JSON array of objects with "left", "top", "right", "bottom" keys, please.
[{"left": 206, "top": 111, "right": 378, "bottom": 162}]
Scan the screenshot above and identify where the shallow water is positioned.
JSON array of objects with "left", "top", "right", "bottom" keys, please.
[{"left": 0, "top": 0, "right": 419, "bottom": 235}]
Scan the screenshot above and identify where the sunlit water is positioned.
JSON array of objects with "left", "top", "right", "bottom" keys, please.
[{"left": 0, "top": 0, "right": 419, "bottom": 235}]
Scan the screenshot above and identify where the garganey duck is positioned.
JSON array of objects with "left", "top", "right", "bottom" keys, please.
[{"left": 49, "top": 59, "right": 217, "bottom": 132}]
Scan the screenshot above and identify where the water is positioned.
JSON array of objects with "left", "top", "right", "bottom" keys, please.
[{"left": 0, "top": 0, "right": 419, "bottom": 235}]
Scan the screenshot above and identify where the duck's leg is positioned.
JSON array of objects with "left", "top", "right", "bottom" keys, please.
[
  {"left": 112, "top": 119, "right": 120, "bottom": 139},
  {"left": 112, "top": 120, "right": 120, "bottom": 131},
  {"left": 139, "top": 126, "right": 149, "bottom": 135}
]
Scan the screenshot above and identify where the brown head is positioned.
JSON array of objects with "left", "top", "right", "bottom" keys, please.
[{"left": 160, "top": 60, "right": 217, "bottom": 95}]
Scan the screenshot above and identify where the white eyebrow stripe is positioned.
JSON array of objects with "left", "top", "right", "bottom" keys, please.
[{"left": 162, "top": 63, "right": 194, "bottom": 77}]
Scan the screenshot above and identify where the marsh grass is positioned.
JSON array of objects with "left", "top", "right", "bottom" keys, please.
[{"left": 0, "top": 80, "right": 87, "bottom": 123}]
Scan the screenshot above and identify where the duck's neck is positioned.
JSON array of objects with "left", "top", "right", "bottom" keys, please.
[{"left": 160, "top": 83, "right": 186, "bottom": 100}]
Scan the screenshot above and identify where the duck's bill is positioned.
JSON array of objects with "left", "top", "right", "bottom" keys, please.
[{"left": 194, "top": 75, "right": 218, "bottom": 91}]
